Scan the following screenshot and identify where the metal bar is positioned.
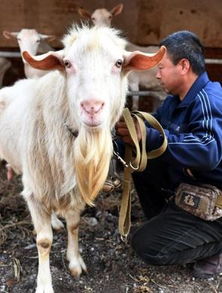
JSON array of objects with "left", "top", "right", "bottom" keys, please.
[
  {"left": 127, "top": 91, "right": 161, "bottom": 97},
  {"left": 205, "top": 58, "right": 222, "bottom": 64},
  {"left": 0, "top": 51, "right": 21, "bottom": 58},
  {"left": 0, "top": 51, "right": 222, "bottom": 65}
]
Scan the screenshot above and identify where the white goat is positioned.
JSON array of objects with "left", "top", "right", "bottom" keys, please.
[
  {"left": 3, "top": 29, "right": 55, "bottom": 78},
  {"left": 0, "top": 57, "right": 11, "bottom": 88},
  {"left": 77, "top": 3, "right": 123, "bottom": 27},
  {"left": 78, "top": 3, "right": 166, "bottom": 110},
  {"left": 2, "top": 29, "right": 64, "bottom": 229},
  {"left": 0, "top": 25, "right": 165, "bottom": 292}
]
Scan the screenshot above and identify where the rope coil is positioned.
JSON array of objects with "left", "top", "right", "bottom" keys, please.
[{"left": 118, "top": 108, "right": 168, "bottom": 238}]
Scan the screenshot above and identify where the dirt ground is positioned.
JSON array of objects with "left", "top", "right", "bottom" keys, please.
[{"left": 1, "top": 166, "right": 222, "bottom": 293}]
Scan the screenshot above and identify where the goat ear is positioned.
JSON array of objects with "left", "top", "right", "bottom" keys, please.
[
  {"left": 22, "top": 50, "right": 64, "bottom": 71},
  {"left": 39, "top": 34, "right": 56, "bottom": 42},
  {"left": 77, "top": 7, "right": 91, "bottom": 19},
  {"left": 123, "top": 46, "right": 166, "bottom": 72},
  {"left": 3, "top": 31, "right": 18, "bottom": 39},
  {"left": 110, "top": 3, "right": 123, "bottom": 16}
]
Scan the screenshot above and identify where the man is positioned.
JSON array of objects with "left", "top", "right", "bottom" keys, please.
[{"left": 116, "top": 30, "right": 222, "bottom": 279}]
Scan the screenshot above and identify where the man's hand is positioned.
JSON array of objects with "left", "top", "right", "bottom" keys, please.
[{"left": 115, "top": 116, "right": 142, "bottom": 146}]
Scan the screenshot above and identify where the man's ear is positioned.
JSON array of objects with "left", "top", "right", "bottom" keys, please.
[
  {"left": 179, "top": 58, "right": 190, "bottom": 74},
  {"left": 123, "top": 46, "right": 166, "bottom": 72},
  {"left": 22, "top": 50, "right": 64, "bottom": 71}
]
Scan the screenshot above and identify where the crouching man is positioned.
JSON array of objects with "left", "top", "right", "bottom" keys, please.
[{"left": 116, "top": 30, "right": 222, "bottom": 279}]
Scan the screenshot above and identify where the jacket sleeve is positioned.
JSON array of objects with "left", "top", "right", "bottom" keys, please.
[{"left": 146, "top": 94, "right": 222, "bottom": 171}]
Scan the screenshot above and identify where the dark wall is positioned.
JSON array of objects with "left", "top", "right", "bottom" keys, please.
[{"left": 1, "top": 0, "right": 222, "bottom": 48}]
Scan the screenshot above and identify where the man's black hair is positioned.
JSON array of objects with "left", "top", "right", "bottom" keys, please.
[{"left": 160, "top": 30, "right": 205, "bottom": 75}]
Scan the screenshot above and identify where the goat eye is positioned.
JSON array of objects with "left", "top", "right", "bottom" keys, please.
[
  {"left": 91, "top": 17, "right": 95, "bottom": 21},
  {"left": 115, "top": 59, "right": 123, "bottom": 68},
  {"left": 17, "top": 38, "right": 21, "bottom": 42},
  {"left": 109, "top": 15, "right": 112, "bottom": 19},
  {"left": 64, "top": 60, "right": 72, "bottom": 68},
  {"left": 36, "top": 39, "right": 40, "bottom": 43}
]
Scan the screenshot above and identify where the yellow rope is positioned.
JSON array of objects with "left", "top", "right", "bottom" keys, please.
[{"left": 118, "top": 108, "right": 168, "bottom": 238}]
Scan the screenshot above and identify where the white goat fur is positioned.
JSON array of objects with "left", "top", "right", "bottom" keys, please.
[
  {"left": 78, "top": 4, "right": 166, "bottom": 109},
  {"left": 3, "top": 29, "right": 55, "bottom": 78},
  {"left": 0, "top": 25, "right": 164, "bottom": 292}
]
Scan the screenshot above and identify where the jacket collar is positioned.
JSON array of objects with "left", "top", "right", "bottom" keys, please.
[{"left": 175, "top": 72, "right": 210, "bottom": 109}]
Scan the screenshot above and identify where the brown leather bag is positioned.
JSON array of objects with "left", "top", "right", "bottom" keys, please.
[{"left": 175, "top": 183, "right": 222, "bottom": 221}]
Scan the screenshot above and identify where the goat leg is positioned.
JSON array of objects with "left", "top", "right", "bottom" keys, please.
[
  {"left": 65, "top": 209, "right": 87, "bottom": 278},
  {"left": 26, "top": 198, "right": 54, "bottom": 293}
]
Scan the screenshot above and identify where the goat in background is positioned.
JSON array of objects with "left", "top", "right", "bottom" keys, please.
[
  {"left": 2, "top": 28, "right": 64, "bottom": 230},
  {"left": 3, "top": 29, "right": 56, "bottom": 78}
]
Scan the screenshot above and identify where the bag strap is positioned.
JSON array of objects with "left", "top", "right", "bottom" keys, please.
[{"left": 118, "top": 108, "right": 168, "bottom": 238}]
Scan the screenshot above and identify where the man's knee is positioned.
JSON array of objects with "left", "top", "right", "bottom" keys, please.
[{"left": 131, "top": 228, "right": 175, "bottom": 266}]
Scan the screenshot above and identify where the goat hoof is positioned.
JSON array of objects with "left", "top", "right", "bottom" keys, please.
[
  {"left": 69, "top": 256, "right": 87, "bottom": 278},
  {"left": 51, "top": 214, "right": 64, "bottom": 230}
]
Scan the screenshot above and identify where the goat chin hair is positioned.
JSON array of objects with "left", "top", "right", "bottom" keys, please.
[{"left": 73, "top": 126, "right": 113, "bottom": 206}]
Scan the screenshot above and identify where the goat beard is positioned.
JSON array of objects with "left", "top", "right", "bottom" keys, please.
[{"left": 73, "top": 126, "right": 113, "bottom": 206}]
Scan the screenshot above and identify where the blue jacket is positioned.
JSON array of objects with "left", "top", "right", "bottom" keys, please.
[{"left": 146, "top": 72, "right": 222, "bottom": 190}]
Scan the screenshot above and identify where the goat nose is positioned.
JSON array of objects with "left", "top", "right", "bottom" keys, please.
[{"left": 81, "top": 99, "right": 104, "bottom": 114}]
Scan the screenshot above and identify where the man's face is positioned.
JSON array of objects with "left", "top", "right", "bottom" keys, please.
[{"left": 156, "top": 53, "right": 183, "bottom": 95}]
